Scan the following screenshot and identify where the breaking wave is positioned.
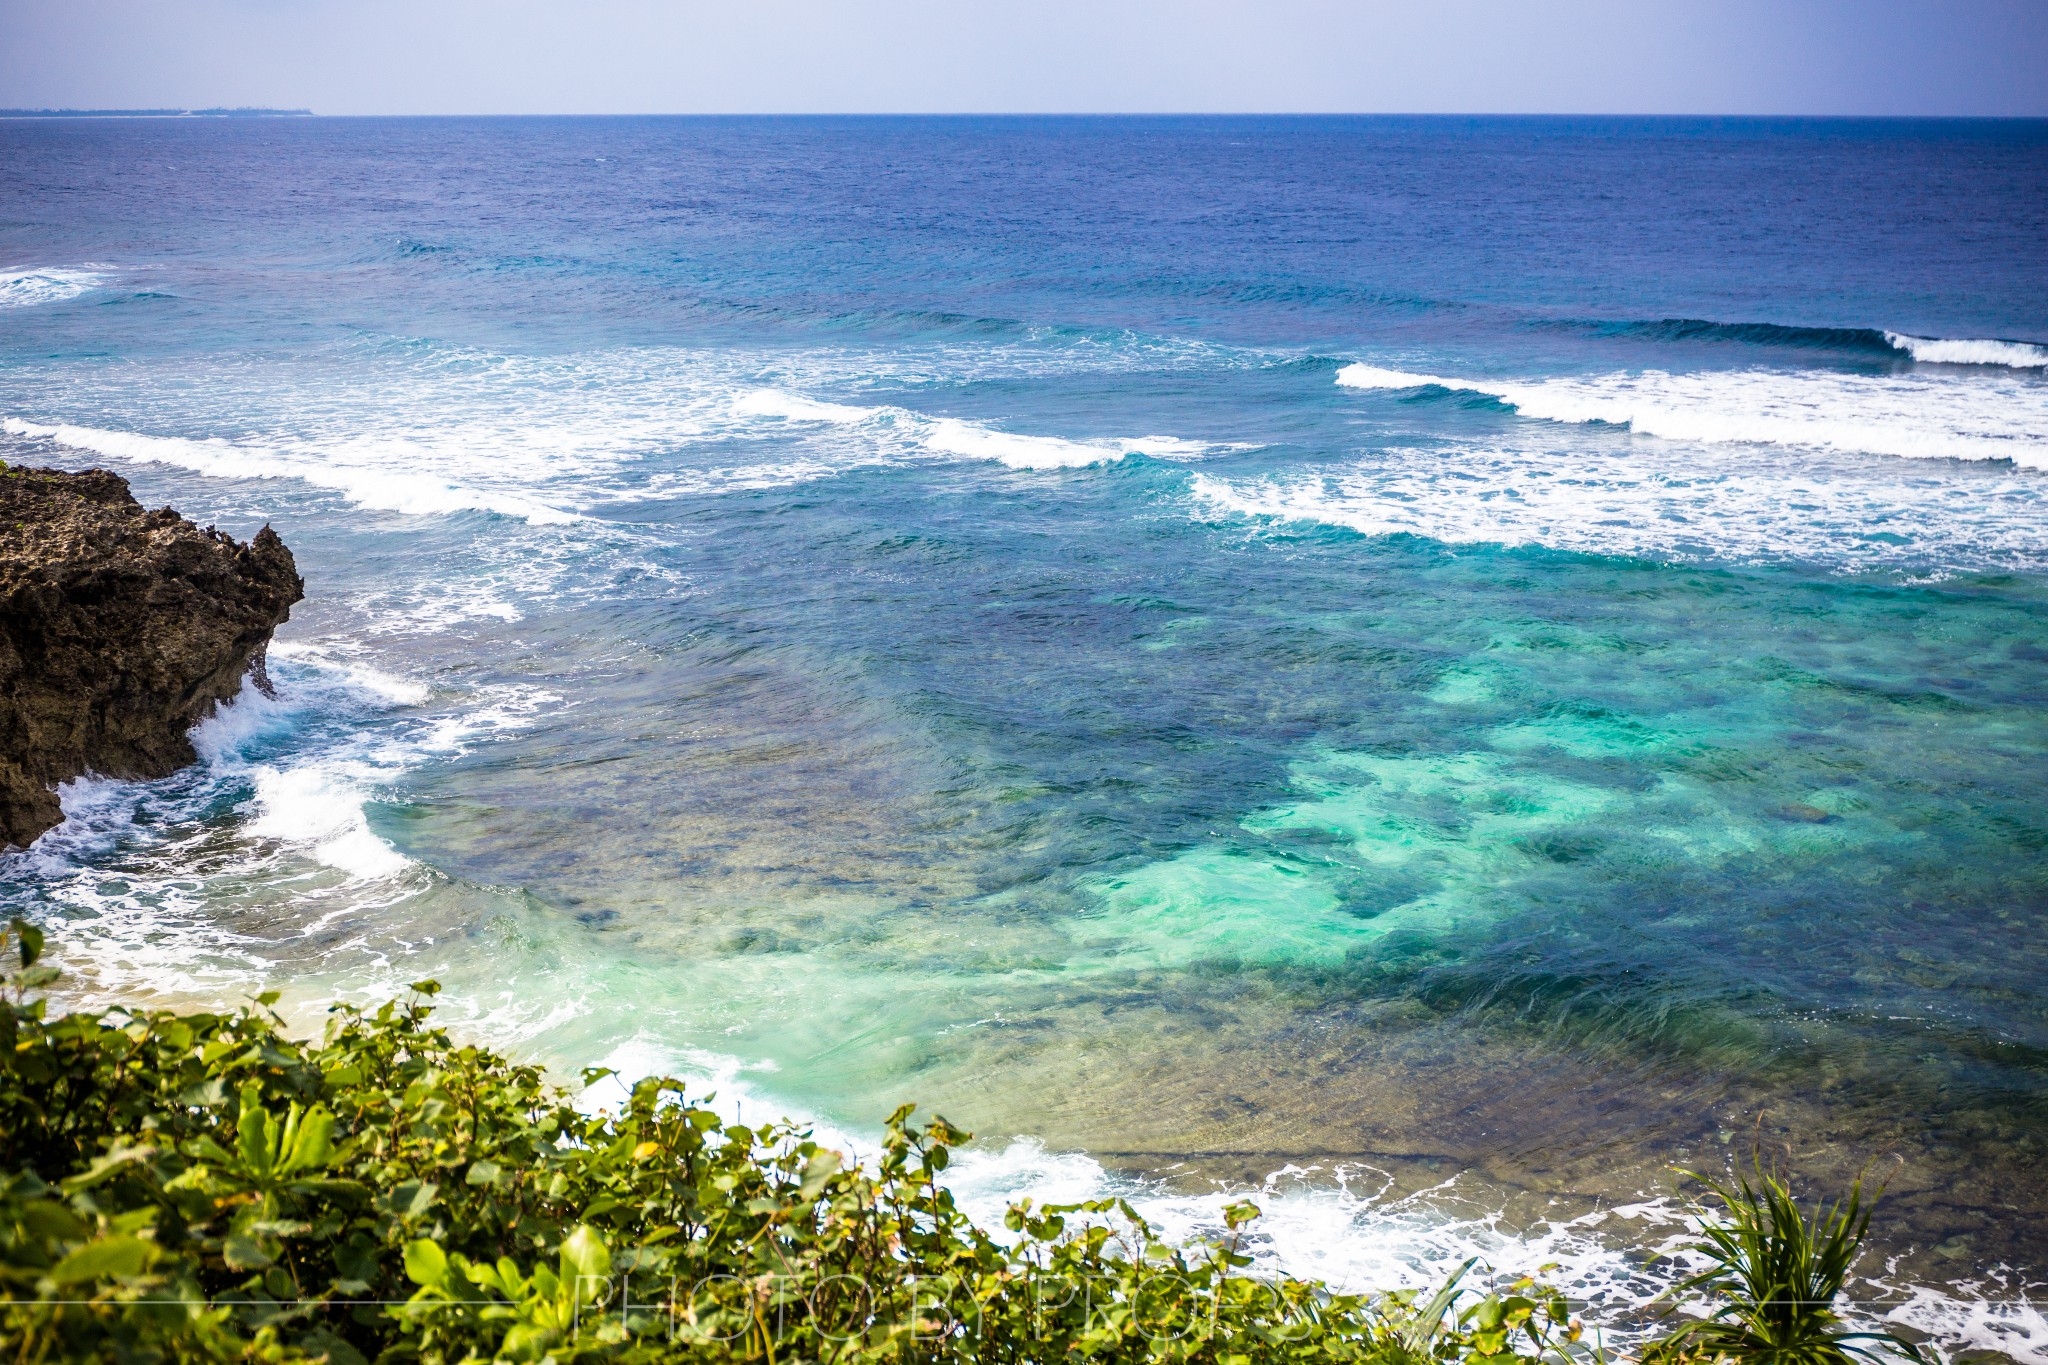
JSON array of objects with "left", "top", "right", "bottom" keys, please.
[
  {"left": 10, "top": 643, "right": 556, "bottom": 1006},
  {"left": 1, "top": 337, "right": 1239, "bottom": 531},
  {"left": 1884, "top": 332, "right": 2048, "bottom": 369},
  {"left": 1574, "top": 317, "right": 1901, "bottom": 354},
  {"left": 1562, "top": 318, "right": 2048, "bottom": 370},
  {"left": 1187, "top": 427, "right": 2048, "bottom": 574},
  {"left": 1, "top": 417, "right": 588, "bottom": 524},
  {"left": 1334, "top": 364, "right": 2048, "bottom": 469},
  {"left": 732, "top": 387, "right": 1225, "bottom": 470},
  {"left": 0, "top": 266, "right": 104, "bottom": 308}
]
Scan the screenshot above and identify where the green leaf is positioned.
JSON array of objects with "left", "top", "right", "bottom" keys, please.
[
  {"left": 499, "top": 1322, "right": 554, "bottom": 1361},
  {"left": 236, "top": 1086, "right": 276, "bottom": 1175},
  {"left": 800, "top": 1148, "right": 842, "bottom": 1200},
  {"left": 11, "top": 917, "right": 43, "bottom": 968},
  {"left": 559, "top": 1224, "right": 611, "bottom": 1301},
  {"left": 20, "top": 1199, "right": 87, "bottom": 1244},
  {"left": 177, "top": 1076, "right": 231, "bottom": 1108},
  {"left": 404, "top": 1238, "right": 449, "bottom": 1289},
  {"left": 1400, "top": 1258, "right": 1476, "bottom": 1354},
  {"left": 293, "top": 1328, "right": 369, "bottom": 1365},
  {"left": 60, "top": 1142, "right": 157, "bottom": 1192},
  {"left": 282, "top": 1105, "right": 336, "bottom": 1173},
  {"left": 223, "top": 1231, "right": 276, "bottom": 1270},
  {"left": 334, "top": 1239, "right": 380, "bottom": 1286},
  {"left": 48, "top": 1235, "right": 153, "bottom": 1284},
  {"left": 379, "top": 1180, "right": 439, "bottom": 1221},
  {"left": 483, "top": 1256, "right": 527, "bottom": 1295}
]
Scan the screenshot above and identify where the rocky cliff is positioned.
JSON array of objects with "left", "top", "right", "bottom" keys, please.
[{"left": 1, "top": 464, "right": 302, "bottom": 850}]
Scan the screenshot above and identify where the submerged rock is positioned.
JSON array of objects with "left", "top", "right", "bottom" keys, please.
[{"left": 0, "top": 464, "right": 302, "bottom": 850}]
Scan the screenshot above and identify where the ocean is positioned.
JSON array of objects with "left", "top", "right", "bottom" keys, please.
[{"left": 2, "top": 115, "right": 2045, "bottom": 1356}]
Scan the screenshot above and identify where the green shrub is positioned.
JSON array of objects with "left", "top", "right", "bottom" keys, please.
[{"left": 0, "top": 919, "right": 1583, "bottom": 1363}]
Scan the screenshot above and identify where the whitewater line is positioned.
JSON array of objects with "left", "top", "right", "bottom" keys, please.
[{"left": 1332, "top": 364, "right": 2047, "bottom": 469}]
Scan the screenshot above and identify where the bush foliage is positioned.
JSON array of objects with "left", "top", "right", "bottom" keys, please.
[
  {"left": 0, "top": 920, "right": 1582, "bottom": 1363},
  {"left": 0, "top": 919, "right": 1916, "bottom": 1365}
]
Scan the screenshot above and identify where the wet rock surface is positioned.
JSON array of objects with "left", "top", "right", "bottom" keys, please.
[{"left": 1, "top": 464, "right": 301, "bottom": 850}]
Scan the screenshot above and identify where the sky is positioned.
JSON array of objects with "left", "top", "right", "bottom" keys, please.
[{"left": 2, "top": 0, "right": 2046, "bottom": 117}]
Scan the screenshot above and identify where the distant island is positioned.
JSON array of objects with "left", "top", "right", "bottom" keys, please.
[{"left": 0, "top": 107, "right": 312, "bottom": 118}]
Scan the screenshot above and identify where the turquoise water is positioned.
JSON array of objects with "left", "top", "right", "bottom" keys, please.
[{"left": 2, "top": 116, "right": 2046, "bottom": 1350}]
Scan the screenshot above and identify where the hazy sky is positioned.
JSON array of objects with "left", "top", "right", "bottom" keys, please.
[{"left": 3, "top": 0, "right": 2046, "bottom": 117}]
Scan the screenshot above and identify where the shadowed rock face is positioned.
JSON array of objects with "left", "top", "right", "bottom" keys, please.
[{"left": 0, "top": 465, "right": 302, "bottom": 850}]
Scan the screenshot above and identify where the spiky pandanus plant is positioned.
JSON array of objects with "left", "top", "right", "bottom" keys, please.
[{"left": 1644, "top": 1163, "right": 1927, "bottom": 1365}]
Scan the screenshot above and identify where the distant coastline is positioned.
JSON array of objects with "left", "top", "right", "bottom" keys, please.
[{"left": 0, "top": 107, "right": 312, "bottom": 119}]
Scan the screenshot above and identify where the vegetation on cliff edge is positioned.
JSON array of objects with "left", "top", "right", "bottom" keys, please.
[{"left": 0, "top": 920, "right": 1922, "bottom": 1364}]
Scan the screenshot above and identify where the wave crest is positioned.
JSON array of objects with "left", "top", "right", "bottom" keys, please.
[
  {"left": 0, "top": 267, "right": 105, "bottom": 308},
  {"left": 732, "top": 387, "right": 1223, "bottom": 471},
  {"left": 1188, "top": 424, "right": 2048, "bottom": 574},
  {"left": 2, "top": 417, "right": 586, "bottom": 525},
  {"left": 1333, "top": 364, "right": 2047, "bottom": 469},
  {"left": 1583, "top": 317, "right": 1898, "bottom": 354},
  {"left": 1885, "top": 332, "right": 2048, "bottom": 369},
  {"left": 1565, "top": 317, "right": 2048, "bottom": 370}
]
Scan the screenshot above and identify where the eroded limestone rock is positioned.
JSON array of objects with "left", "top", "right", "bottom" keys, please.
[{"left": 1, "top": 464, "right": 302, "bottom": 849}]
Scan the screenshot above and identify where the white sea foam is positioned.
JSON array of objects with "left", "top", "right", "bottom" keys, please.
[
  {"left": 9, "top": 640, "right": 563, "bottom": 1015},
  {"left": 265, "top": 642, "right": 432, "bottom": 707},
  {"left": 1885, "top": 332, "right": 2048, "bottom": 369},
  {"left": 731, "top": 388, "right": 880, "bottom": 424},
  {"left": 732, "top": 384, "right": 1221, "bottom": 470},
  {"left": 1, "top": 417, "right": 585, "bottom": 524},
  {"left": 1886, "top": 1281, "right": 2048, "bottom": 1364},
  {"left": 925, "top": 422, "right": 1219, "bottom": 469},
  {"left": 0, "top": 267, "right": 104, "bottom": 308},
  {"left": 1334, "top": 363, "right": 2048, "bottom": 469},
  {"left": 950, "top": 1150, "right": 1675, "bottom": 1321},
  {"left": 1335, "top": 365, "right": 1468, "bottom": 392},
  {"left": 645, "top": 461, "right": 850, "bottom": 496},
  {"left": 2, "top": 334, "right": 1230, "bottom": 531},
  {"left": 190, "top": 649, "right": 550, "bottom": 885},
  {"left": 922, "top": 418, "right": 1130, "bottom": 469},
  {"left": 183, "top": 653, "right": 434, "bottom": 884},
  {"left": 1188, "top": 428, "right": 2048, "bottom": 574},
  {"left": 243, "top": 763, "right": 413, "bottom": 881}
]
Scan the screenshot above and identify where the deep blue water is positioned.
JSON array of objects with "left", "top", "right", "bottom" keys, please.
[{"left": 3, "top": 116, "right": 2047, "bottom": 1349}]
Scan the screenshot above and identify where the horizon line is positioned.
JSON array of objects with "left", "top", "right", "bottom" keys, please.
[{"left": 7, "top": 109, "right": 2048, "bottom": 122}]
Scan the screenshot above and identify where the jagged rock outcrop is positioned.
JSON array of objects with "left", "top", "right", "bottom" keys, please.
[{"left": 1, "top": 464, "right": 302, "bottom": 850}]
